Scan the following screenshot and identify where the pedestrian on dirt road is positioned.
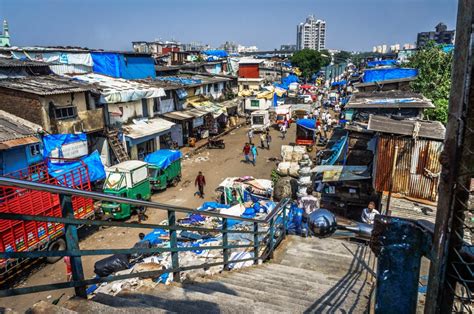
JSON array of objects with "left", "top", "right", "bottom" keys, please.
[
  {"left": 260, "top": 132, "right": 267, "bottom": 149},
  {"left": 247, "top": 129, "right": 254, "bottom": 144},
  {"left": 251, "top": 144, "right": 258, "bottom": 166},
  {"left": 266, "top": 132, "right": 272, "bottom": 150},
  {"left": 194, "top": 171, "right": 206, "bottom": 199},
  {"left": 243, "top": 143, "right": 251, "bottom": 163},
  {"left": 280, "top": 123, "right": 287, "bottom": 139}
]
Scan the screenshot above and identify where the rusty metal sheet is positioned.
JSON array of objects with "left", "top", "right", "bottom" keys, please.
[
  {"left": 0, "top": 136, "right": 39, "bottom": 149},
  {"left": 374, "top": 135, "right": 443, "bottom": 201}
]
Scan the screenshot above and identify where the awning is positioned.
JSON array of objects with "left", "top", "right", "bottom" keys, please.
[
  {"left": 162, "top": 108, "right": 209, "bottom": 121},
  {"left": 0, "top": 136, "right": 39, "bottom": 149},
  {"left": 123, "top": 118, "right": 175, "bottom": 140},
  {"left": 189, "top": 101, "right": 227, "bottom": 118},
  {"left": 311, "top": 165, "right": 370, "bottom": 182}
]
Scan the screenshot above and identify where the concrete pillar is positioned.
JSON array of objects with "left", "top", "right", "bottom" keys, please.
[
  {"left": 130, "top": 145, "right": 138, "bottom": 160},
  {"left": 155, "top": 136, "right": 160, "bottom": 151}
]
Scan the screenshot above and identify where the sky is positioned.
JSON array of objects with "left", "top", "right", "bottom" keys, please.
[{"left": 0, "top": 0, "right": 458, "bottom": 52}]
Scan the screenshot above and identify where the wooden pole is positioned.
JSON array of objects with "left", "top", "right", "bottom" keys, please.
[{"left": 385, "top": 145, "right": 398, "bottom": 216}]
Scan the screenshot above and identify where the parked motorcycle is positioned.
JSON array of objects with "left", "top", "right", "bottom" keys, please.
[{"left": 208, "top": 137, "right": 225, "bottom": 149}]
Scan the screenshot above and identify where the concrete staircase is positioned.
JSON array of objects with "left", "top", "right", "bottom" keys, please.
[{"left": 30, "top": 236, "right": 375, "bottom": 313}]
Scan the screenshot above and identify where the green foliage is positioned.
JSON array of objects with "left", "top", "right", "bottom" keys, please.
[
  {"left": 290, "top": 49, "right": 326, "bottom": 79},
  {"left": 334, "top": 50, "right": 352, "bottom": 62},
  {"left": 320, "top": 49, "right": 332, "bottom": 67},
  {"left": 407, "top": 42, "right": 453, "bottom": 124}
]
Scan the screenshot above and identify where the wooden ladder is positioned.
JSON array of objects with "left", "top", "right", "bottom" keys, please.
[{"left": 106, "top": 130, "right": 130, "bottom": 162}]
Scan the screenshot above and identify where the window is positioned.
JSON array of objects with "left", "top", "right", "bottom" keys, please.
[
  {"left": 250, "top": 99, "right": 260, "bottom": 107},
  {"left": 207, "top": 85, "right": 211, "bottom": 93},
  {"left": 54, "top": 106, "right": 77, "bottom": 120},
  {"left": 29, "top": 143, "right": 41, "bottom": 156},
  {"left": 213, "top": 83, "right": 218, "bottom": 92},
  {"left": 243, "top": 84, "right": 249, "bottom": 90},
  {"left": 162, "top": 91, "right": 172, "bottom": 100}
]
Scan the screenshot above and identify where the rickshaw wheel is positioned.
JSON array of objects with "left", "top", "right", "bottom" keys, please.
[{"left": 306, "top": 146, "right": 314, "bottom": 152}]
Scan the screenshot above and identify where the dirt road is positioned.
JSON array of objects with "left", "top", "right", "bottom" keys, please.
[{"left": 2, "top": 123, "right": 298, "bottom": 312}]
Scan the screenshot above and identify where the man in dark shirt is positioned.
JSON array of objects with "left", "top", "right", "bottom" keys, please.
[
  {"left": 195, "top": 171, "right": 206, "bottom": 198},
  {"left": 243, "top": 143, "right": 251, "bottom": 163}
]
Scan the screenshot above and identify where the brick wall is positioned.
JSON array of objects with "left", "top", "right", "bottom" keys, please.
[{"left": 0, "top": 89, "right": 45, "bottom": 127}]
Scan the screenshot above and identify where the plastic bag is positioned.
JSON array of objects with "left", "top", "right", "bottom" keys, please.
[{"left": 94, "top": 254, "right": 130, "bottom": 277}]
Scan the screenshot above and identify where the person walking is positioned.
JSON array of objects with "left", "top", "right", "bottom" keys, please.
[
  {"left": 194, "top": 171, "right": 206, "bottom": 199},
  {"left": 265, "top": 132, "right": 272, "bottom": 150},
  {"left": 247, "top": 129, "right": 254, "bottom": 144},
  {"left": 64, "top": 256, "right": 72, "bottom": 281},
  {"left": 243, "top": 143, "right": 251, "bottom": 163},
  {"left": 280, "top": 123, "right": 287, "bottom": 139},
  {"left": 251, "top": 144, "right": 258, "bottom": 166},
  {"left": 260, "top": 132, "right": 267, "bottom": 149}
]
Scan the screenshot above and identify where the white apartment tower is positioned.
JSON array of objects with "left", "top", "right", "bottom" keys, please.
[{"left": 296, "top": 15, "right": 326, "bottom": 51}]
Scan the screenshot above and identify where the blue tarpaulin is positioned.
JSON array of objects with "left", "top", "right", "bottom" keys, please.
[
  {"left": 91, "top": 52, "right": 156, "bottom": 79},
  {"left": 274, "top": 74, "right": 299, "bottom": 90},
  {"left": 363, "top": 68, "right": 418, "bottom": 83},
  {"left": 48, "top": 150, "right": 106, "bottom": 184},
  {"left": 202, "top": 50, "right": 228, "bottom": 58},
  {"left": 322, "top": 135, "right": 348, "bottom": 166},
  {"left": 331, "top": 80, "right": 347, "bottom": 87},
  {"left": 297, "top": 119, "right": 316, "bottom": 130},
  {"left": 43, "top": 133, "right": 87, "bottom": 159},
  {"left": 367, "top": 60, "right": 397, "bottom": 67},
  {"left": 144, "top": 149, "right": 182, "bottom": 170},
  {"left": 155, "top": 76, "right": 202, "bottom": 85}
]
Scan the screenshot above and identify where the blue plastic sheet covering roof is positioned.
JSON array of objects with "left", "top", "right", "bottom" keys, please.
[
  {"left": 155, "top": 76, "right": 202, "bottom": 85},
  {"left": 331, "top": 80, "right": 347, "bottom": 87},
  {"left": 366, "top": 60, "right": 397, "bottom": 67},
  {"left": 42, "top": 133, "right": 87, "bottom": 159},
  {"left": 321, "top": 135, "right": 348, "bottom": 166},
  {"left": 48, "top": 150, "right": 106, "bottom": 184},
  {"left": 274, "top": 74, "right": 299, "bottom": 90},
  {"left": 297, "top": 119, "right": 316, "bottom": 130},
  {"left": 202, "top": 50, "right": 228, "bottom": 58},
  {"left": 144, "top": 149, "right": 182, "bottom": 170},
  {"left": 363, "top": 68, "right": 418, "bottom": 83},
  {"left": 176, "top": 88, "right": 188, "bottom": 100},
  {"left": 442, "top": 44, "right": 454, "bottom": 53},
  {"left": 91, "top": 52, "right": 156, "bottom": 79}
]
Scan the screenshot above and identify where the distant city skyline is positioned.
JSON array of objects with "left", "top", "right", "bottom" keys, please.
[{"left": 0, "top": 0, "right": 458, "bottom": 52}]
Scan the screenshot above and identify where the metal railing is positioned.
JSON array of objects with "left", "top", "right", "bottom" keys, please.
[{"left": 0, "top": 176, "right": 291, "bottom": 298}]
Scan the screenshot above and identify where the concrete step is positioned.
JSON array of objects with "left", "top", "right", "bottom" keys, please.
[
  {"left": 215, "top": 269, "right": 368, "bottom": 308},
  {"left": 127, "top": 284, "right": 285, "bottom": 314},
  {"left": 64, "top": 296, "right": 164, "bottom": 314},
  {"left": 88, "top": 293, "right": 171, "bottom": 313},
  {"left": 184, "top": 278, "right": 311, "bottom": 311},
  {"left": 278, "top": 255, "right": 367, "bottom": 277},
  {"left": 28, "top": 301, "right": 77, "bottom": 314}
]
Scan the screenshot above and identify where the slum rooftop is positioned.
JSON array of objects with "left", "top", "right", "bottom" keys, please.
[
  {"left": 0, "top": 75, "right": 95, "bottom": 95},
  {"left": 0, "top": 57, "right": 52, "bottom": 68},
  {"left": 345, "top": 90, "right": 435, "bottom": 109},
  {"left": 368, "top": 115, "right": 446, "bottom": 140},
  {"left": 0, "top": 46, "right": 152, "bottom": 56},
  {"left": 0, "top": 109, "right": 41, "bottom": 149},
  {"left": 353, "top": 77, "right": 416, "bottom": 88}
]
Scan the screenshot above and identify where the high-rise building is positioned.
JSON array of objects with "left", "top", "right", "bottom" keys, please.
[
  {"left": 416, "top": 22, "right": 455, "bottom": 48},
  {"left": 0, "top": 20, "right": 10, "bottom": 47},
  {"left": 296, "top": 15, "right": 326, "bottom": 51}
]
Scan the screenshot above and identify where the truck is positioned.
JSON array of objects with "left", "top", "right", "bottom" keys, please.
[
  {"left": 275, "top": 105, "right": 293, "bottom": 126},
  {"left": 0, "top": 159, "right": 94, "bottom": 286},
  {"left": 145, "top": 149, "right": 182, "bottom": 191},
  {"left": 250, "top": 110, "right": 271, "bottom": 132},
  {"left": 100, "top": 160, "right": 151, "bottom": 220}
]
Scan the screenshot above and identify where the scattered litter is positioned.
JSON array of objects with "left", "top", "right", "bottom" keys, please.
[{"left": 46, "top": 295, "right": 51, "bottom": 299}]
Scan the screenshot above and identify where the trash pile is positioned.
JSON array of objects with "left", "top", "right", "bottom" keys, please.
[{"left": 90, "top": 176, "right": 278, "bottom": 296}]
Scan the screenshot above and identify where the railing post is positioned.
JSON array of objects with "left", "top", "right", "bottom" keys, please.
[
  {"left": 59, "top": 194, "right": 86, "bottom": 298},
  {"left": 269, "top": 216, "right": 275, "bottom": 259},
  {"left": 168, "top": 209, "right": 180, "bottom": 282},
  {"left": 253, "top": 222, "right": 259, "bottom": 265},
  {"left": 222, "top": 217, "right": 229, "bottom": 270}
]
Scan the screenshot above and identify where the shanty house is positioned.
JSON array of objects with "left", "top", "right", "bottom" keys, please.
[
  {"left": 0, "top": 75, "right": 103, "bottom": 135},
  {"left": 71, "top": 73, "right": 181, "bottom": 163},
  {"left": 0, "top": 110, "right": 42, "bottom": 175},
  {"left": 237, "top": 59, "right": 265, "bottom": 92},
  {"left": 368, "top": 115, "right": 446, "bottom": 202}
]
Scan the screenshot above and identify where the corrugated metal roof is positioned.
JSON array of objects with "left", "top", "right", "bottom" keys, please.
[
  {"left": 162, "top": 108, "right": 209, "bottom": 121},
  {"left": 346, "top": 91, "right": 434, "bottom": 109},
  {"left": 368, "top": 115, "right": 446, "bottom": 140},
  {"left": 123, "top": 118, "right": 175, "bottom": 140},
  {"left": 353, "top": 77, "right": 415, "bottom": 88},
  {"left": 0, "top": 75, "right": 94, "bottom": 95},
  {"left": 374, "top": 134, "right": 443, "bottom": 201},
  {"left": 0, "top": 57, "right": 51, "bottom": 68},
  {"left": 0, "top": 109, "right": 41, "bottom": 146}
]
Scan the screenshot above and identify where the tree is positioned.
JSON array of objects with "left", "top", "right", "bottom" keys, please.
[
  {"left": 407, "top": 42, "right": 453, "bottom": 124},
  {"left": 334, "top": 50, "right": 352, "bottom": 62},
  {"left": 290, "top": 49, "right": 326, "bottom": 79}
]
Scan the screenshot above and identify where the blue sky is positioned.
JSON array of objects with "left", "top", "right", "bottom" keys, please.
[{"left": 0, "top": 0, "right": 458, "bottom": 52}]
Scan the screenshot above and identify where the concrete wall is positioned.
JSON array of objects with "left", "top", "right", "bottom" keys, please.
[
  {"left": 108, "top": 100, "right": 143, "bottom": 126},
  {"left": 0, "top": 89, "right": 47, "bottom": 130}
]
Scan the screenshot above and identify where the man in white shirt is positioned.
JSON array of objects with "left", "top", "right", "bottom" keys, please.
[{"left": 361, "top": 201, "right": 380, "bottom": 225}]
